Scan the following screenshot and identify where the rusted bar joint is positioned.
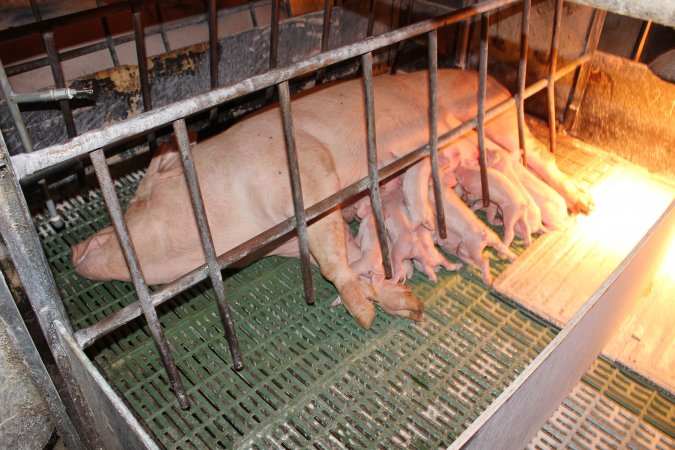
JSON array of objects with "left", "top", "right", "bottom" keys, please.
[
  {"left": 547, "top": 0, "right": 563, "bottom": 154},
  {"left": 362, "top": 52, "right": 393, "bottom": 280},
  {"left": 277, "top": 81, "right": 316, "bottom": 305},
  {"left": 90, "top": 149, "right": 190, "bottom": 410},
  {"left": 172, "top": 119, "right": 243, "bottom": 369},
  {"left": 427, "top": 30, "right": 447, "bottom": 240},
  {"left": 516, "top": 0, "right": 531, "bottom": 167},
  {"left": 477, "top": 12, "right": 490, "bottom": 207}
]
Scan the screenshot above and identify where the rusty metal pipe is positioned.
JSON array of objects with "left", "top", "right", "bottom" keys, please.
[
  {"left": 477, "top": 12, "right": 490, "bottom": 207},
  {"left": 95, "top": 0, "right": 120, "bottom": 66},
  {"left": 367, "top": 0, "right": 377, "bottom": 37},
  {"left": 427, "top": 30, "right": 447, "bottom": 240},
  {"left": 172, "top": 119, "right": 243, "bottom": 369},
  {"left": 547, "top": 0, "right": 563, "bottom": 154},
  {"left": 208, "top": 0, "right": 219, "bottom": 124},
  {"left": 155, "top": 3, "right": 171, "bottom": 52},
  {"left": 277, "top": 81, "right": 316, "bottom": 305},
  {"left": 132, "top": 8, "right": 153, "bottom": 114},
  {"left": 90, "top": 149, "right": 190, "bottom": 410},
  {"left": 516, "top": 0, "right": 531, "bottom": 167},
  {"left": 315, "top": 0, "right": 333, "bottom": 83},
  {"left": 362, "top": 52, "right": 393, "bottom": 280}
]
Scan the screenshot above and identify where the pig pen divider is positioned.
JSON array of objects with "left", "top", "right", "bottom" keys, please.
[{"left": 0, "top": 0, "right": 602, "bottom": 444}]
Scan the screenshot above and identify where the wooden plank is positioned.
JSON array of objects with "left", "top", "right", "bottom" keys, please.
[{"left": 450, "top": 200, "right": 675, "bottom": 449}]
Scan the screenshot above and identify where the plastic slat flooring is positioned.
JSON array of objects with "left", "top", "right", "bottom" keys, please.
[{"left": 35, "top": 144, "right": 674, "bottom": 448}]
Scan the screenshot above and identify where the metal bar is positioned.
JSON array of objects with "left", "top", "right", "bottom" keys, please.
[
  {"left": 13, "top": 88, "right": 94, "bottom": 103},
  {"left": 73, "top": 54, "right": 592, "bottom": 348},
  {"left": 362, "top": 52, "right": 393, "bottom": 279},
  {"left": 41, "top": 31, "right": 77, "bottom": 138},
  {"left": 547, "top": 0, "right": 563, "bottom": 154},
  {"left": 208, "top": 0, "right": 219, "bottom": 124},
  {"left": 564, "top": 9, "right": 606, "bottom": 131},
  {"left": 0, "top": 133, "right": 102, "bottom": 448},
  {"left": 132, "top": 8, "right": 153, "bottom": 114},
  {"left": 265, "top": 0, "right": 281, "bottom": 101},
  {"left": 427, "top": 30, "right": 446, "bottom": 239},
  {"left": 516, "top": 0, "right": 531, "bottom": 167},
  {"left": 0, "top": 273, "right": 85, "bottom": 450},
  {"left": 249, "top": 0, "right": 259, "bottom": 27},
  {"left": 367, "top": 0, "right": 377, "bottom": 37},
  {"left": 454, "top": 19, "right": 471, "bottom": 69},
  {"left": 4, "top": 0, "right": 274, "bottom": 77},
  {"left": 277, "top": 81, "right": 316, "bottom": 305},
  {"left": 633, "top": 20, "right": 651, "bottom": 62},
  {"left": 11, "top": 0, "right": 529, "bottom": 179},
  {"left": 155, "top": 3, "right": 171, "bottom": 52},
  {"left": 315, "top": 0, "right": 333, "bottom": 83},
  {"left": 477, "top": 12, "right": 490, "bottom": 207},
  {"left": 390, "top": 0, "right": 416, "bottom": 75},
  {"left": 96, "top": 0, "right": 120, "bottom": 66},
  {"left": 172, "top": 119, "right": 243, "bottom": 369},
  {"left": 89, "top": 149, "right": 190, "bottom": 410}
]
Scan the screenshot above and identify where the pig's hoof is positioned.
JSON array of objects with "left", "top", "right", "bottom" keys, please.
[
  {"left": 372, "top": 280, "right": 424, "bottom": 322},
  {"left": 574, "top": 191, "right": 595, "bottom": 215},
  {"left": 337, "top": 279, "right": 377, "bottom": 329}
]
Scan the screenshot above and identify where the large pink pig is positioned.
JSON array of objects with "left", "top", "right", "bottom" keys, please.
[{"left": 72, "top": 69, "right": 591, "bottom": 328}]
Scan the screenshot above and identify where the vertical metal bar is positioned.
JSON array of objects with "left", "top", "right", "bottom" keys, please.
[
  {"left": 454, "top": 19, "right": 471, "bottom": 69},
  {"left": 132, "top": 7, "right": 153, "bottom": 113},
  {"left": 208, "top": 0, "right": 219, "bottom": 124},
  {"left": 516, "top": 0, "right": 531, "bottom": 167},
  {"left": 96, "top": 0, "right": 120, "bottom": 66},
  {"left": 315, "top": 0, "right": 333, "bottom": 84},
  {"left": 0, "top": 57, "right": 64, "bottom": 228},
  {"left": 172, "top": 119, "right": 243, "bottom": 369},
  {"left": 0, "top": 273, "right": 85, "bottom": 450},
  {"left": 361, "top": 52, "right": 393, "bottom": 279},
  {"left": 367, "top": 0, "right": 377, "bottom": 37},
  {"left": 265, "top": 0, "right": 280, "bottom": 102},
  {"left": 564, "top": 9, "right": 606, "bottom": 132},
  {"left": 249, "top": 0, "right": 259, "bottom": 27},
  {"left": 276, "top": 81, "right": 316, "bottom": 305},
  {"left": 390, "top": 0, "right": 416, "bottom": 75},
  {"left": 632, "top": 20, "right": 652, "bottom": 62},
  {"left": 155, "top": 3, "right": 171, "bottom": 52},
  {"left": 427, "top": 30, "right": 446, "bottom": 239},
  {"left": 477, "top": 12, "right": 490, "bottom": 207},
  {"left": 547, "top": 0, "right": 563, "bottom": 154},
  {"left": 90, "top": 149, "right": 190, "bottom": 410},
  {"left": 0, "top": 132, "right": 101, "bottom": 448}
]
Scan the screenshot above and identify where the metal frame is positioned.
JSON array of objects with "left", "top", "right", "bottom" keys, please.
[{"left": 0, "top": 0, "right": 605, "bottom": 444}]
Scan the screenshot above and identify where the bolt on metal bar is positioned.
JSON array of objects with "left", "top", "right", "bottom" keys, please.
[
  {"left": 96, "top": 0, "right": 120, "bottom": 66},
  {"left": 547, "top": 0, "right": 563, "bottom": 154},
  {"left": 13, "top": 88, "right": 94, "bottom": 103},
  {"left": 427, "top": 30, "right": 447, "bottom": 239},
  {"left": 73, "top": 53, "right": 592, "bottom": 349},
  {"left": 362, "top": 52, "right": 393, "bottom": 279},
  {"left": 277, "top": 81, "right": 316, "bottom": 305},
  {"left": 367, "top": 0, "right": 377, "bottom": 37},
  {"left": 172, "top": 119, "right": 243, "bottom": 369},
  {"left": 89, "top": 149, "right": 190, "bottom": 410},
  {"left": 208, "top": 0, "right": 219, "bottom": 124},
  {"left": 11, "top": 0, "right": 526, "bottom": 180},
  {"left": 516, "top": 0, "right": 531, "bottom": 167},
  {"left": 477, "top": 12, "right": 490, "bottom": 207},
  {"left": 155, "top": 3, "right": 171, "bottom": 52}
]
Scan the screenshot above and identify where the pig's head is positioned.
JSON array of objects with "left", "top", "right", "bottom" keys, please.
[{"left": 71, "top": 226, "right": 131, "bottom": 282}]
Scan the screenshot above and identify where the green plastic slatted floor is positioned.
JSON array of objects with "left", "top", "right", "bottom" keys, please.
[{"left": 35, "top": 143, "right": 674, "bottom": 448}]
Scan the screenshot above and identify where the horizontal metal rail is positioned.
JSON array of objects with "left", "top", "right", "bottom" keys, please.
[
  {"left": 11, "top": 0, "right": 522, "bottom": 181},
  {"left": 74, "top": 54, "right": 591, "bottom": 349}
]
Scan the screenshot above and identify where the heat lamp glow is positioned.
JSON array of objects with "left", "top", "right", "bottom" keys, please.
[{"left": 572, "top": 167, "right": 675, "bottom": 261}]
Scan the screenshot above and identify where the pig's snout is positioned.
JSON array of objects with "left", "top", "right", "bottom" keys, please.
[{"left": 71, "top": 228, "right": 126, "bottom": 281}]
